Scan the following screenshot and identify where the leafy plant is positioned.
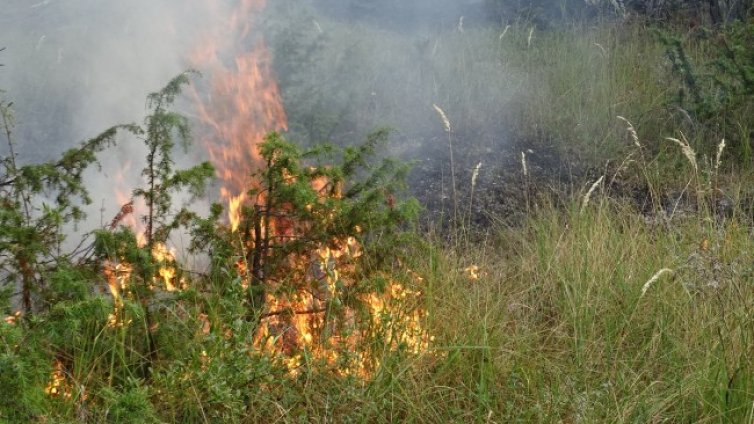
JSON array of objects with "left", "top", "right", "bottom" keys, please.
[
  {"left": 130, "top": 71, "right": 215, "bottom": 249},
  {"left": 0, "top": 62, "right": 427, "bottom": 419},
  {"left": 195, "top": 129, "right": 422, "bottom": 342},
  {"left": 659, "top": 23, "right": 754, "bottom": 161},
  {"left": 0, "top": 97, "right": 124, "bottom": 313},
  {"left": 92, "top": 72, "right": 214, "bottom": 379}
]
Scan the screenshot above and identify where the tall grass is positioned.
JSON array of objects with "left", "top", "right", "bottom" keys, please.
[
  {"left": 13, "top": 187, "right": 754, "bottom": 422},
  {"left": 396, "top": 191, "right": 754, "bottom": 422}
]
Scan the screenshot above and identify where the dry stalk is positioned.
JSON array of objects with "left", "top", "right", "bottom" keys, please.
[
  {"left": 527, "top": 27, "right": 534, "bottom": 48},
  {"left": 521, "top": 151, "right": 531, "bottom": 211},
  {"left": 581, "top": 175, "right": 604, "bottom": 213},
  {"left": 432, "top": 104, "right": 451, "bottom": 133},
  {"left": 666, "top": 133, "right": 698, "bottom": 172},
  {"left": 715, "top": 139, "right": 726, "bottom": 172},
  {"left": 468, "top": 162, "right": 482, "bottom": 226},
  {"left": 313, "top": 20, "right": 323, "bottom": 34},
  {"left": 640, "top": 268, "right": 673, "bottom": 297},
  {"left": 593, "top": 42, "right": 607, "bottom": 57},
  {"left": 471, "top": 162, "right": 482, "bottom": 190},
  {"left": 432, "top": 104, "right": 458, "bottom": 227},
  {"left": 617, "top": 116, "right": 641, "bottom": 148},
  {"left": 499, "top": 25, "right": 511, "bottom": 40}
]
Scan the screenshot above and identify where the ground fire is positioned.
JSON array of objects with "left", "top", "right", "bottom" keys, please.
[{"left": 91, "top": 0, "right": 431, "bottom": 380}]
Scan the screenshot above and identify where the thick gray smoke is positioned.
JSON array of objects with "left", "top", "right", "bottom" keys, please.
[{"left": 3, "top": 1, "right": 194, "bottom": 158}]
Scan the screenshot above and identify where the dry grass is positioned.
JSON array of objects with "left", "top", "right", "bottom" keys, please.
[
  {"left": 581, "top": 175, "right": 604, "bottom": 213},
  {"left": 640, "top": 267, "right": 674, "bottom": 297},
  {"left": 667, "top": 132, "right": 698, "bottom": 172}
]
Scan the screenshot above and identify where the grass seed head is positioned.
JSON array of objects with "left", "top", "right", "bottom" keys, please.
[
  {"left": 527, "top": 27, "right": 534, "bottom": 48},
  {"left": 432, "top": 104, "right": 451, "bottom": 133},
  {"left": 499, "top": 25, "right": 511, "bottom": 40},
  {"left": 666, "top": 133, "right": 698, "bottom": 171},
  {"left": 641, "top": 268, "right": 674, "bottom": 297},
  {"left": 471, "top": 162, "right": 482, "bottom": 190},
  {"left": 715, "top": 139, "right": 726, "bottom": 171},
  {"left": 581, "top": 175, "right": 604, "bottom": 213},
  {"left": 617, "top": 116, "right": 641, "bottom": 148}
]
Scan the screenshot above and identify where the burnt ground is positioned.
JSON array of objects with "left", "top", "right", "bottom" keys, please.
[
  {"left": 405, "top": 130, "right": 753, "bottom": 234},
  {"left": 405, "top": 129, "right": 586, "bottom": 232}
]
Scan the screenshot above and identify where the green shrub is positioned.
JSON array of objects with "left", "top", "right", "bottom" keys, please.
[
  {"left": 100, "top": 379, "right": 160, "bottom": 424},
  {"left": 660, "top": 22, "right": 754, "bottom": 161}
]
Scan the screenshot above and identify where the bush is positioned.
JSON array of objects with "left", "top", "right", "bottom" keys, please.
[{"left": 660, "top": 22, "right": 754, "bottom": 161}]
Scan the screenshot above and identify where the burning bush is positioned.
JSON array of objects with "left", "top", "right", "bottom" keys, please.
[
  {"left": 189, "top": 129, "right": 428, "bottom": 376},
  {"left": 0, "top": 66, "right": 432, "bottom": 419}
]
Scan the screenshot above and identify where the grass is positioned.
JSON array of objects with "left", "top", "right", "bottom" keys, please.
[
  {"left": 7, "top": 186, "right": 754, "bottom": 422},
  {"left": 270, "top": 13, "right": 687, "bottom": 163},
  {"left": 252, "top": 15, "right": 754, "bottom": 419},
  {"left": 4, "top": 6, "right": 754, "bottom": 423},
  {"left": 328, "top": 195, "right": 754, "bottom": 422}
]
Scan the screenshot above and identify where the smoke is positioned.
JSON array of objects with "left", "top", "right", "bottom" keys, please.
[
  {"left": 1, "top": 1, "right": 267, "bottom": 234},
  {"left": 1, "top": 0, "right": 539, "bottom": 233},
  {"left": 4, "top": 2, "right": 173, "bottom": 156},
  {"left": 314, "top": 0, "right": 490, "bottom": 31},
  {"left": 264, "top": 1, "right": 526, "bottom": 222}
]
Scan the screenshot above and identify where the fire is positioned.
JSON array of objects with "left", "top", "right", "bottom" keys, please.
[
  {"left": 152, "top": 242, "right": 183, "bottom": 292},
  {"left": 185, "top": 0, "right": 431, "bottom": 376},
  {"left": 104, "top": 259, "right": 133, "bottom": 328},
  {"left": 3, "top": 311, "right": 21, "bottom": 325},
  {"left": 464, "top": 265, "right": 482, "bottom": 281},
  {"left": 190, "top": 0, "right": 287, "bottom": 231},
  {"left": 104, "top": 196, "right": 181, "bottom": 328},
  {"left": 245, "top": 174, "right": 429, "bottom": 376},
  {"left": 44, "top": 359, "right": 72, "bottom": 398},
  {"left": 110, "top": 161, "right": 142, "bottom": 231},
  {"left": 101, "top": 237, "right": 181, "bottom": 329}
]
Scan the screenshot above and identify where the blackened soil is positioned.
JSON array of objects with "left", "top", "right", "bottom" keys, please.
[
  {"left": 405, "top": 131, "right": 754, "bottom": 234},
  {"left": 406, "top": 130, "right": 585, "bottom": 232}
]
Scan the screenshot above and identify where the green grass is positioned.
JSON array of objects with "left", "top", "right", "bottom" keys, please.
[{"left": 4, "top": 189, "right": 754, "bottom": 422}]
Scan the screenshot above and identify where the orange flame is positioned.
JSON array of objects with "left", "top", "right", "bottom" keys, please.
[
  {"left": 253, "top": 236, "right": 432, "bottom": 377},
  {"left": 45, "top": 360, "right": 72, "bottom": 398},
  {"left": 190, "top": 0, "right": 287, "bottom": 230},
  {"left": 181, "top": 0, "right": 431, "bottom": 377}
]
